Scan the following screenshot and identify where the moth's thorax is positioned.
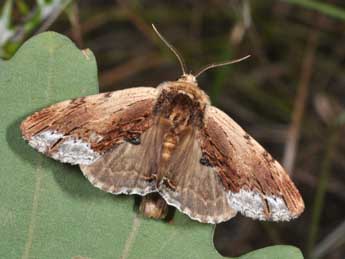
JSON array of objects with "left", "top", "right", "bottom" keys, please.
[
  {"left": 157, "top": 76, "right": 210, "bottom": 107},
  {"left": 155, "top": 77, "right": 210, "bottom": 128}
]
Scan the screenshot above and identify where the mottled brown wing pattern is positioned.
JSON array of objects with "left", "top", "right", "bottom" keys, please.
[
  {"left": 202, "top": 106, "right": 304, "bottom": 221},
  {"left": 157, "top": 129, "right": 237, "bottom": 224},
  {"left": 20, "top": 87, "right": 158, "bottom": 165},
  {"left": 20, "top": 75, "right": 304, "bottom": 224}
]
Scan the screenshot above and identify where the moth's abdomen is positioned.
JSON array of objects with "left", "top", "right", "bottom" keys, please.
[
  {"left": 139, "top": 193, "right": 169, "bottom": 219},
  {"left": 161, "top": 133, "right": 178, "bottom": 161}
]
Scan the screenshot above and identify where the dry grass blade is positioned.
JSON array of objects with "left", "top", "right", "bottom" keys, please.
[{"left": 282, "top": 30, "right": 319, "bottom": 175}]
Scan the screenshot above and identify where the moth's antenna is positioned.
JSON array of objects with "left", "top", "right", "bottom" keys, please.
[
  {"left": 152, "top": 24, "right": 187, "bottom": 75},
  {"left": 194, "top": 55, "right": 251, "bottom": 78}
]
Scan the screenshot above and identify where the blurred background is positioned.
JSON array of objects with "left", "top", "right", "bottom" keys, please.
[{"left": 1, "top": 0, "right": 344, "bottom": 258}]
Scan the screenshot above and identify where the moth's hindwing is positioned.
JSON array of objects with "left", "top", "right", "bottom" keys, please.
[
  {"left": 20, "top": 87, "right": 159, "bottom": 165},
  {"left": 202, "top": 106, "right": 305, "bottom": 221},
  {"left": 156, "top": 128, "right": 237, "bottom": 224},
  {"left": 80, "top": 123, "right": 164, "bottom": 196}
]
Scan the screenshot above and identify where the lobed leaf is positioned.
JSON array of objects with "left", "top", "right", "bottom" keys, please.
[{"left": 0, "top": 31, "right": 303, "bottom": 259}]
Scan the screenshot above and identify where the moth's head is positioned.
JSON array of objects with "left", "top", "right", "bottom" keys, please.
[
  {"left": 176, "top": 74, "right": 210, "bottom": 105},
  {"left": 178, "top": 74, "right": 197, "bottom": 85}
]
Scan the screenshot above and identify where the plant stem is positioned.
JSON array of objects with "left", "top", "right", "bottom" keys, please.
[{"left": 306, "top": 125, "right": 340, "bottom": 258}]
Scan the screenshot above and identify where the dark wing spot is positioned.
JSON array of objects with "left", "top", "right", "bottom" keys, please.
[
  {"left": 263, "top": 197, "right": 271, "bottom": 218},
  {"left": 244, "top": 133, "right": 250, "bottom": 140},
  {"left": 263, "top": 151, "right": 275, "bottom": 163},
  {"left": 104, "top": 92, "right": 112, "bottom": 98},
  {"left": 49, "top": 138, "right": 64, "bottom": 150},
  {"left": 200, "top": 154, "right": 213, "bottom": 167},
  {"left": 126, "top": 136, "right": 141, "bottom": 145}
]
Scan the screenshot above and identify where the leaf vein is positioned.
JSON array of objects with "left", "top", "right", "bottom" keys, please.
[
  {"left": 21, "top": 158, "right": 43, "bottom": 259},
  {"left": 119, "top": 215, "right": 141, "bottom": 259}
]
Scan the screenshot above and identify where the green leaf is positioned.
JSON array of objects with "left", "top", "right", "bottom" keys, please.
[{"left": 0, "top": 32, "right": 303, "bottom": 259}]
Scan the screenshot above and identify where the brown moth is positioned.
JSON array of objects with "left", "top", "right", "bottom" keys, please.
[{"left": 20, "top": 25, "right": 304, "bottom": 224}]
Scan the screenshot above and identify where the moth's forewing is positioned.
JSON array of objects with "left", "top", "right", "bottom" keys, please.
[
  {"left": 202, "top": 106, "right": 305, "bottom": 221},
  {"left": 20, "top": 87, "right": 158, "bottom": 165}
]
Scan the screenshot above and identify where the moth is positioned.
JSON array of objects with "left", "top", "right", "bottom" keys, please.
[{"left": 20, "top": 25, "right": 304, "bottom": 224}]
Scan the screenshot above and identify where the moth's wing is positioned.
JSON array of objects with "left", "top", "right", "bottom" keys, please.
[
  {"left": 202, "top": 106, "right": 305, "bottom": 221},
  {"left": 158, "top": 130, "right": 237, "bottom": 224},
  {"left": 80, "top": 124, "right": 164, "bottom": 195},
  {"left": 21, "top": 87, "right": 158, "bottom": 165}
]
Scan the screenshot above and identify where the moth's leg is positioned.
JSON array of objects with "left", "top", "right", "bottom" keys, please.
[{"left": 139, "top": 193, "right": 169, "bottom": 219}]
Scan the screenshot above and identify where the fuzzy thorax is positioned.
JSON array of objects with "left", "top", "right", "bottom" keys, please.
[{"left": 158, "top": 75, "right": 210, "bottom": 109}]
